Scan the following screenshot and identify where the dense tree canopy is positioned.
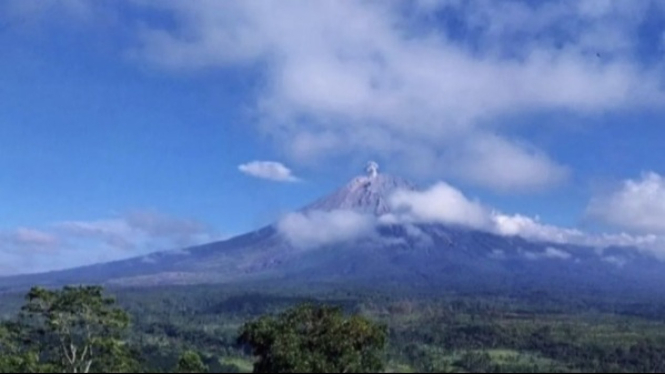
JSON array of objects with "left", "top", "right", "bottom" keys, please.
[
  {"left": 17, "top": 286, "right": 133, "bottom": 373},
  {"left": 4, "top": 284, "right": 665, "bottom": 373},
  {"left": 0, "top": 320, "right": 48, "bottom": 373},
  {"left": 238, "top": 304, "right": 387, "bottom": 373},
  {"left": 0, "top": 323, "right": 18, "bottom": 373}
]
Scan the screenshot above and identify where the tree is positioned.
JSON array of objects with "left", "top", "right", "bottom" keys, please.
[
  {"left": 0, "top": 320, "right": 55, "bottom": 373},
  {"left": 18, "top": 285, "right": 132, "bottom": 373},
  {"left": 0, "top": 322, "right": 19, "bottom": 373},
  {"left": 174, "top": 350, "right": 208, "bottom": 373},
  {"left": 238, "top": 304, "right": 387, "bottom": 373}
]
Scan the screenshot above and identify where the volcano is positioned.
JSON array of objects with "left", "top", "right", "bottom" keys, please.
[{"left": 1, "top": 162, "right": 664, "bottom": 299}]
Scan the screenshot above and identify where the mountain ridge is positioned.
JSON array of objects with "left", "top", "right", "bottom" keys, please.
[
  {"left": 302, "top": 171, "right": 416, "bottom": 215},
  {"left": 1, "top": 163, "right": 664, "bottom": 300},
  {"left": 301, "top": 161, "right": 417, "bottom": 216}
]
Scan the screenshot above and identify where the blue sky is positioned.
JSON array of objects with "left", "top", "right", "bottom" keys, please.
[{"left": 2, "top": 0, "right": 665, "bottom": 274}]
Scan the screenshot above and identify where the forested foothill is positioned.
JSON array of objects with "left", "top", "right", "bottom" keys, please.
[{"left": 2, "top": 284, "right": 665, "bottom": 373}]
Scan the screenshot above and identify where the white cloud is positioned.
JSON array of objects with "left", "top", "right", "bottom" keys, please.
[
  {"left": 238, "top": 161, "right": 300, "bottom": 182},
  {"left": 587, "top": 172, "right": 665, "bottom": 235},
  {"left": 384, "top": 182, "right": 577, "bottom": 242},
  {"left": 385, "top": 181, "right": 665, "bottom": 257},
  {"left": 127, "top": 0, "right": 665, "bottom": 191},
  {"left": 493, "top": 212, "right": 662, "bottom": 255},
  {"left": 277, "top": 209, "right": 375, "bottom": 248},
  {"left": 2, "top": 1, "right": 665, "bottom": 192},
  {"left": 492, "top": 214, "right": 586, "bottom": 244},
  {"left": 447, "top": 135, "right": 569, "bottom": 192},
  {"left": 4, "top": 1, "right": 664, "bottom": 191},
  {"left": 544, "top": 247, "right": 573, "bottom": 260},
  {"left": 389, "top": 182, "right": 491, "bottom": 229}
]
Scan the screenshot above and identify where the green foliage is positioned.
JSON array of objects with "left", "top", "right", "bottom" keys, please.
[
  {"left": 7, "top": 283, "right": 665, "bottom": 373},
  {"left": 17, "top": 286, "right": 133, "bottom": 373},
  {"left": 0, "top": 323, "right": 19, "bottom": 373},
  {"left": 0, "top": 323, "right": 12, "bottom": 361},
  {"left": 454, "top": 351, "right": 496, "bottom": 373},
  {"left": 174, "top": 350, "right": 208, "bottom": 373},
  {"left": 238, "top": 304, "right": 387, "bottom": 373},
  {"left": 1, "top": 319, "right": 56, "bottom": 373}
]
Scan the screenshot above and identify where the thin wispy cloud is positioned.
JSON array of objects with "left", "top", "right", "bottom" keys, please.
[
  {"left": 0, "top": 210, "right": 222, "bottom": 275},
  {"left": 0, "top": 228, "right": 61, "bottom": 275},
  {"left": 523, "top": 247, "right": 573, "bottom": 261},
  {"left": 9, "top": 228, "right": 59, "bottom": 248},
  {"left": 0, "top": 228, "right": 60, "bottom": 253},
  {"left": 277, "top": 209, "right": 374, "bottom": 248},
  {"left": 56, "top": 210, "right": 221, "bottom": 252}
]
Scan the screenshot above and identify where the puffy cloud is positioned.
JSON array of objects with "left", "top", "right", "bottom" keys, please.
[
  {"left": 386, "top": 181, "right": 665, "bottom": 257},
  {"left": 4, "top": 1, "right": 664, "bottom": 191},
  {"left": 127, "top": 1, "right": 665, "bottom": 191},
  {"left": 493, "top": 213, "right": 663, "bottom": 255},
  {"left": 277, "top": 210, "right": 375, "bottom": 248},
  {"left": 238, "top": 161, "right": 300, "bottom": 182},
  {"left": 389, "top": 182, "right": 491, "bottom": 229},
  {"left": 386, "top": 182, "right": 586, "bottom": 243},
  {"left": 276, "top": 177, "right": 665, "bottom": 257},
  {"left": 2, "top": 1, "right": 665, "bottom": 192},
  {"left": 587, "top": 172, "right": 665, "bottom": 234},
  {"left": 492, "top": 214, "right": 586, "bottom": 244}
]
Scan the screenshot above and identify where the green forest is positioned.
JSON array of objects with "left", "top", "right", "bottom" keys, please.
[{"left": 2, "top": 284, "right": 665, "bottom": 373}]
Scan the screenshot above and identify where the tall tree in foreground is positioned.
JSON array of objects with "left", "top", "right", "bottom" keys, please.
[
  {"left": 18, "top": 285, "right": 132, "bottom": 373},
  {"left": 0, "top": 320, "right": 49, "bottom": 373},
  {"left": 0, "top": 322, "right": 21, "bottom": 373},
  {"left": 238, "top": 304, "right": 387, "bottom": 373},
  {"left": 0, "top": 323, "right": 13, "bottom": 369}
]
